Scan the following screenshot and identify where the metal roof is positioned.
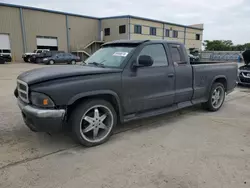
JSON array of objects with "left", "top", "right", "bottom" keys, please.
[
  {"left": 101, "top": 15, "right": 204, "bottom": 31},
  {"left": 0, "top": 2, "right": 99, "bottom": 20},
  {"left": 0, "top": 2, "right": 203, "bottom": 30}
]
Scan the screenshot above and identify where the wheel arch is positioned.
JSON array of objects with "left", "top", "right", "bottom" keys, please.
[
  {"left": 66, "top": 90, "right": 123, "bottom": 123},
  {"left": 210, "top": 75, "right": 227, "bottom": 92},
  {"left": 210, "top": 75, "right": 228, "bottom": 92}
]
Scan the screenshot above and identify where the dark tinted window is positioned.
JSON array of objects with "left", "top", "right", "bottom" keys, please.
[
  {"left": 173, "top": 30, "right": 178, "bottom": 38},
  {"left": 134, "top": 25, "right": 142, "bottom": 34},
  {"left": 2, "top": 49, "right": 11, "bottom": 53},
  {"left": 139, "top": 44, "right": 168, "bottom": 66},
  {"left": 119, "top": 25, "right": 126, "bottom": 34},
  {"left": 165, "top": 29, "right": 170, "bottom": 37},
  {"left": 150, "top": 27, "right": 157, "bottom": 36},
  {"left": 104, "top": 28, "right": 110, "bottom": 36},
  {"left": 196, "top": 34, "right": 200, "bottom": 40},
  {"left": 170, "top": 47, "right": 181, "bottom": 62}
]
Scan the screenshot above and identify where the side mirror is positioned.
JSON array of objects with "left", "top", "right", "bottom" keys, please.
[{"left": 137, "top": 55, "right": 153, "bottom": 67}]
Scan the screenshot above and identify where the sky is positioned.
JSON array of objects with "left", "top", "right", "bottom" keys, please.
[{"left": 2, "top": 0, "right": 250, "bottom": 44}]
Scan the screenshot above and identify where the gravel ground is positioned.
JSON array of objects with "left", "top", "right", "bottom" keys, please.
[{"left": 0, "top": 63, "right": 250, "bottom": 188}]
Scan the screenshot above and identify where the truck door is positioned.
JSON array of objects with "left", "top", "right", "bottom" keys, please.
[
  {"left": 169, "top": 44, "right": 193, "bottom": 103},
  {"left": 122, "top": 43, "right": 175, "bottom": 114}
]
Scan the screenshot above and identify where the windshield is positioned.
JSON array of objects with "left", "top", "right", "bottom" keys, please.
[
  {"left": 85, "top": 46, "right": 135, "bottom": 67},
  {"left": 33, "top": 50, "right": 37, "bottom": 53}
]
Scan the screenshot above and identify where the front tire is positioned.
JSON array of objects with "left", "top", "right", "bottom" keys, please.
[
  {"left": 202, "top": 82, "right": 225, "bottom": 111},
  {"left": 48, "top": 60, "right": 55, "bottom": 65},
  {"left": 23, "top": 57, "right": 28, "bottom": 62},
  {"left": 71, "top": 60, "right": 76, "bottom": 65},
  {"left": 70, "top": 99, "right": 117, "bottom": 147}
]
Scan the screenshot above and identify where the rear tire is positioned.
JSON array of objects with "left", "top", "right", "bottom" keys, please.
[
  {"left": 202, "top": 82, "right": 225, "bottom": 111},
  {"left": 70, "top": 99, "right": 117, "bottom": 147}
]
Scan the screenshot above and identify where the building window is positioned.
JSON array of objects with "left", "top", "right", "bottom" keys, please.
[
  {"left": 173, "top": 30, "right": 178, "bottom": 38},
  {"left": 150, "top": 27, "right": 157, "bottom": 36},
  {"left": 119, "top": 25, "right": 126, "bottom": 34},
  {"left": 165, "top": 29, "right": 170, "bottom": 37},
  {"left": 196, "top": 34, "right": 200, "bottom": 40},
  {"left": 104, "top": 28, "right": 110, "bottom": 36},
  {"left": 134, "top": 25, "right": 142, "bottom": 34}
]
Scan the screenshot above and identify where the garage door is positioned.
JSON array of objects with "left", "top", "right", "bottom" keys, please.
[
  {"left": 0, "top": 34, "right": 11, "bottom": 50},
  {"left": 36, "top": 36, "right": 58, "bottom": 51}
]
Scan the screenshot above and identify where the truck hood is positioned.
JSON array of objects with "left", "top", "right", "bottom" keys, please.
[{"left": 17, "top": 65, "right": 122, "bottom": 85}]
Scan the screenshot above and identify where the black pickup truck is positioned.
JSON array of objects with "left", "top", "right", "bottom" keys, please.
[{"left": 15, "top": 40, "right": 238, "bottom": 147}]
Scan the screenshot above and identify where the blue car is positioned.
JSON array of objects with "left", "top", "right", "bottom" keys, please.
[{"left": 42, "top": 52, "right": 81, "bottom": 65}]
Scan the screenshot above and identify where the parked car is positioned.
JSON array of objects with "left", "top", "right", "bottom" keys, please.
[
  {"left": 41, "top": 52, "right": 81, "bottom": 65},
  {"left": 30, "top": 51, "right": 64, "bottom": 63},
  {"left": 0, "top": 49, "right": 12, "bottom": 62},
  {"left": 238, "top": 50, "right": 250, "bottom": 85},
  {"left": 22, "top": 49, "right": 49, "bottom": 62},
  {"left": 14, "top": 40, "right": 237, "bottom": 147}
]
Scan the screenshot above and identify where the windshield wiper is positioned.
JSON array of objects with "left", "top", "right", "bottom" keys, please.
[{"left": 88, "top": 61, "right": 105, "bottom": 67}]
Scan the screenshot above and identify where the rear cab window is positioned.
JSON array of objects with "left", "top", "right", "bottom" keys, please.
[{"left": 169, "top": 44, "right": 186, "bottom": 64}]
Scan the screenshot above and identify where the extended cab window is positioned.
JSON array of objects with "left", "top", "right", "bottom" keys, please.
[
  {"left": 85, "top": 46, "right": 134, "bottom": 68},
  {"left": 170, "top": 46, "right": 185, "bottom": 64},
  {"left": 139, "top": 44, "right": 168, "bottom": 66}
]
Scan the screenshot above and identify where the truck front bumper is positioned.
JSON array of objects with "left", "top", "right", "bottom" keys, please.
[{"left": 17, "top": 98, "right": 66, "bottom": 132}]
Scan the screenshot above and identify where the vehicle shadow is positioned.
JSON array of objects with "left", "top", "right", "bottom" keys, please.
[{"left": 0, "top": 105, "right": 202, "bottom": 169}]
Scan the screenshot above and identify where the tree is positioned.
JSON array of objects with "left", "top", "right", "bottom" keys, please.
[
  {"left": 203, "top": 40, "right": 250, "bottom": 51},
  {"left": 203, "top": 40, "right": 233, "bottom": 51}
]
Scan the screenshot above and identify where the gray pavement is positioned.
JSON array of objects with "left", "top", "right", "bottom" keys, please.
[{"left": 0, "top": 63, "right": 250, "bottom": 188}]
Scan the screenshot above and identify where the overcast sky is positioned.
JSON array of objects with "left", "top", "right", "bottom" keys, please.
[{"left": 2, "top": 0, "right": 250, "bottom": 44}]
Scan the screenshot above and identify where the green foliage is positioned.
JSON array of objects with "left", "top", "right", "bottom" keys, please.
[{"left": 203, "top": 40, "right": 250, "bottom": 51}]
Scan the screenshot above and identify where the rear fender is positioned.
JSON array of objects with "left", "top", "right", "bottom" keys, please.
[{"left": 208, "top": 75, "right": 227, "bottom": 95}]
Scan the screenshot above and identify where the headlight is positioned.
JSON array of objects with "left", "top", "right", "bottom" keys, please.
[
  {"left": 30, "top": 92, "right": 55, "bottom": 108},
  {"left": 43, "top": 58, "right": 48, "bottom": 61}
]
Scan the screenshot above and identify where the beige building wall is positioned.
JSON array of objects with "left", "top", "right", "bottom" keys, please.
[
  {"left": 101, "top": 18, "right": 128, "bottom": 42},
  {"left": 23, "top": 9, "right": 68, "bottom": 52},
  {"left": 163, "top": 24, "right": 185, "bottom": 43},
  {"left": 68, "top": 16, "right": 99, "bottom": 51},
  {"left": 185, "top": 28, "right": 203, "bottom": 50},
  {"left": 130, "top": 18, "right": 163, "bottom": 40},
  {"left": 0, "top": 6, "right": 23, "bottom": 61}
]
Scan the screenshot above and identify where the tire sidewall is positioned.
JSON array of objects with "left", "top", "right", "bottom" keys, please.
[
  {"left": 49, "top": 60, "right": 55, "bottom": 65},
  {"left": 71, "top": 60, "right": 76, "bottom": 65},
  {"left": 208, "top": 83, "right": 225, "bottom": 111},
  {"left": 70, "top": 99, "right": 117, "bottom": 147}
]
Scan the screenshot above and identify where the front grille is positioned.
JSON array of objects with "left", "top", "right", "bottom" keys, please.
[{"left": 17, "top": 80, "right": 29, "bottom": 103}]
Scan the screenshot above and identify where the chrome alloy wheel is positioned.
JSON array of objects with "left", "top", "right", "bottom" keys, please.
[
  {"left": 211, "top": 86, "right": 225, "bottom": 109},
  {"left": 79, "top": 105, "right": 114, "bottom": 143}
]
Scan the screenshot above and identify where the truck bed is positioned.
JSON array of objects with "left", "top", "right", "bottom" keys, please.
[{"left": 191, "top": 62, "right": 238, "bottom": 103}]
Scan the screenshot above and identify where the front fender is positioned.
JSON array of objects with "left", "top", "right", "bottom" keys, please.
[{"left": 67, "top": 90, "right": 123, "bottom": 121}]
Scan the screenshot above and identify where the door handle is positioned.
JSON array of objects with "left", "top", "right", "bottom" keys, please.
[{"left": 168, "top": 73, "right": 174, "bottom": 78}]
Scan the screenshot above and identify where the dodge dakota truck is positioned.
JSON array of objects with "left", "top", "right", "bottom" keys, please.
[{"left": 15, "top": 40, "right": 238, "bottom": 147}]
